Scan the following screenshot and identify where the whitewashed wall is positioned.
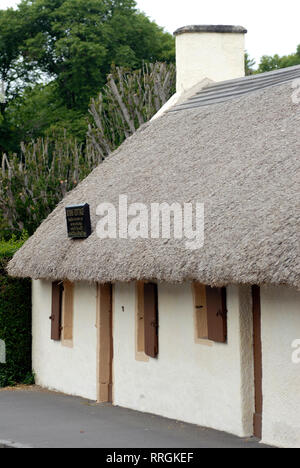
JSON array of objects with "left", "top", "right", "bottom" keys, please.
[
  {"left": 261, "top": 286, "right": 300, "bottom": 448},
  {"left": 32, "top": 278, "right": 300, "bottom": 446},
  {"left": 32, "top": 280, "right": 97, "bottom": 400},
  {"left": 113, "top": 282, "right": 254, "bottom": 437}
]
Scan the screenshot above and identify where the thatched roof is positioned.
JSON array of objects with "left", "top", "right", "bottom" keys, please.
[{"left": 8, "top": 67, "right": 300, "bottom": 289}]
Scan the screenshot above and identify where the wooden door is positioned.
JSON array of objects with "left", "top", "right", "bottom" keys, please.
[
  {"left": 97, "top": 283, "right": 113, "bottom": 403},
  {"left": 252, "top": 285, "right": 263, "bottom": 439}
]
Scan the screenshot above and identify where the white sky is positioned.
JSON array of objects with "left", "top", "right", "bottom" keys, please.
[{"left": 1, "top": 0, "right": 300, "bottom": 65}]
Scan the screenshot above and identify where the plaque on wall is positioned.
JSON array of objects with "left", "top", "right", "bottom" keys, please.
[{"left": 66, "top": 204, "right": 92, "bottom": 239}]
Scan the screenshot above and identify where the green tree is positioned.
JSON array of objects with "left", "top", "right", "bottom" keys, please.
[
  {"left": 0, "top": 8, "right": 25, "bottom": 105},
  {"left": 245, "top": 52, "right": 256, "bottom": 76},
  {"left": 0, "top": 234, "right": 32, "bottom": 388},
  {"left": 17, "top": 0, "right": 175, "bottom": 111},
  {"left": 0, "top": 7, "right": 35, "bottom": 152},
  {"left": 0, "top": 0, "right": 175, "bottom": 152},
  {"left": 6, "top": 82, "right": 88, "bottom": 143},
  {"left": 257, "top": 45, "right": 300, "bottom": 73}
]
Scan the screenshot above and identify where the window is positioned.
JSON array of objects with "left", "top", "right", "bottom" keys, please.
[
  {"left": 51, "top": 281, "right": 74, "bottom": 346},
  {"left": 136, "top": 282, "right": 159, "bottom": 359},
  {"left": 193, "top": 283, "right": 227, "bottom": 343}
]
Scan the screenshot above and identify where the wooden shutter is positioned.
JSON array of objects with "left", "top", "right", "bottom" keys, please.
[
  {"left": 51, "top": 282, "right": 63, "bottom": 341},
  {"left": 206, "top": 286, "right": 227, "bottom": 343},
  {"left": 193, "top": 282, "right": 208, "bottom": 339},
  {"left": 144, "top": 283, "right": 158, "bottom": 358},
  {"left": 62, "top": 281, "right": 74, "bottom": 342}
]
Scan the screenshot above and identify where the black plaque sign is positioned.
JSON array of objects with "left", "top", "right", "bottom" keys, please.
[{"left": 66, "top": 204, "right": 92, "bottom": 239}]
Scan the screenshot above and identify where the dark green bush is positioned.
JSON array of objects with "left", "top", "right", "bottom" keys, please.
[{"left": 0, "top": 235, "right": 33, "bottom": 387}]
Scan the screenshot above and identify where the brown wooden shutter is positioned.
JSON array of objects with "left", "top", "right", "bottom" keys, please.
[
  {"left": 206, "top": 286, "right": 227, "bottom": 343},
  {"left": 51, "top": 282, "right": 63, "bottom": 341},
  {"left": 144, "top": 283, "right": 158, "bottom": 358},
  {"left": 193, "top": 282, "right": 208, "bottom": 339}
]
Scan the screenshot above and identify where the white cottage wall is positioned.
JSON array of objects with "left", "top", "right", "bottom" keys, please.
[
  {"left": 261, "top": 286, "right": 300, "bottom": 448},
  {"left": 32, "top": 280, "right": 97, "bottom": 400},
  {"left": 113, "top": 282, "right": 254, "bottom": 437}
]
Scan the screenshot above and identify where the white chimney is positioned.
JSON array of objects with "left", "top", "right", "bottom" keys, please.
[{"left": 174, "top": 25, "right": 247, "bottom": 94}]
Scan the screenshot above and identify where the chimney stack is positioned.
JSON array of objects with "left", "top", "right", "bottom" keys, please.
[{"left": 174, "top": 25, "right": 247, "bottom": 94}]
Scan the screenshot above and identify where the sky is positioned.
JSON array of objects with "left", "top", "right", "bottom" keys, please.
[{"left": 1, "top": 0, "right": 300, "bottom": 65}]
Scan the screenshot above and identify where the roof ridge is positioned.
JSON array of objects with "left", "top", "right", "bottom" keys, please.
[
  {"left": 196, "top": 68, "right": 300, "bottom": 95},
  {"left": 171, "top": 65, "right": 300, "bottom": 112},
  {"left": 204, "top": 64, "right": 300, "bottom": 89}
]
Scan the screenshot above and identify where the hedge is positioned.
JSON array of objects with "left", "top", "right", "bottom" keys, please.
[{"left": 0, "top": 235, "right": 33, "bottom": 387}]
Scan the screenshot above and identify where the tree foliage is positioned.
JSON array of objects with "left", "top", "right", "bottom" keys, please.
[
  {"left": 0, "top": 0, "right": 175, "bottom": 152},
  {"left": 0, "top": 7, "right": 32, "bottom": 103},
  {"left": 257, "top": 45, "right": 300, "bottom": 73},
  {"left": 245, "top": 52, "right": 256, "bottom": 76},
  {"left": 0, "top": 236, "right": 33, "bottom": 388},
  {"left": 0, "top": 137, "right": 99, "bottom": 234},
  {"left": 17, "top": 0, "right": 175, "bottom": 110},
  {"left": 88, "top": 62, "right": 175, "bottom": 159},
  {"left": 6, "top": 82, "right": 89, "bottom": 145},
  {"left": 0, "top": 5, "right": 41, "bottom": 152}
]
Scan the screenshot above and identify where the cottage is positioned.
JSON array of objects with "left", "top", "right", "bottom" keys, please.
[{"left": 8, "top": 25, "right": 300, "bottom": 448}]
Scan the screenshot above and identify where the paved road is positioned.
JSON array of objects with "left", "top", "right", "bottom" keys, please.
[{"left": 0, "top": 388, "right": 270, "bottom": 448}]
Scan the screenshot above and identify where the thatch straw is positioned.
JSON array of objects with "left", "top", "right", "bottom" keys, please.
[{"left": 8, "top": 81, "right": 300, "bottom": 289}]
